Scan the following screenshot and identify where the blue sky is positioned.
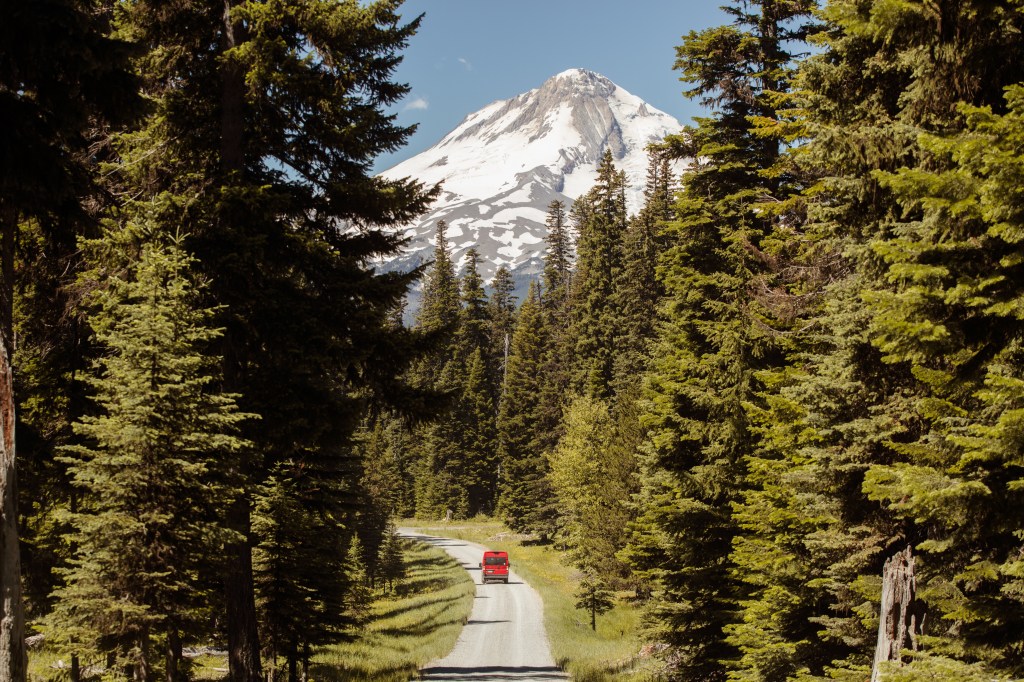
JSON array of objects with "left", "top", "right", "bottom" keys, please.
[{"left": 374, "top": 1, "right": 732, "bottom": 171}]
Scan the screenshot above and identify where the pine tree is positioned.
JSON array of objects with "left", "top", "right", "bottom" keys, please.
[
  {"left": 574, "top": 576, "right": 614, "bottom": 632},
  {"left": 417, "top": 221, "right": 461, "bottom": 337},
  {"left": 623, "top": 2, "right": 815, "bottom": 678},
  {"left": 614, "top": 150, "right": 673, "bottom": 389},
  {"left": 542, "top": 200, "right": 572, "bottom": 309},
  {"left": 252, "top": 471, "right": 349, "bottom": 682},
  {"left": 496, "top": 283, "right": 549, "bottom": 532},
  {"left": 1, "top": 3, "right": 140, "bottom": 675},
  {"left": 48, "top": 235, "right": 250, "bottom": 681},
  {"left": 568, "top": 151, "right": 629, "bottom": 399},
  {"left": 379, "top": 525, "right": 406, "bottom": 594},
  {"left": 344, "top": 535, "right": 373, "bottom": 626},
  {"left": 355, "top": 415, "right": 413, "bottom": 582},
  {"left": 107, "top": 3, "right": 437, "bottom": 677},
  {"left": 456, "top": 248, "right": 492, "bottom": 367},
  {"left": 409, "top": 221, "right": 471, "bottom": 518},
  {"left": 456, "top": 348, "right": 500, "bottom": 515},
  {"left": 548, "top": 395, "right": 633, "bottom": 581},
  {"left": 536, "top": 199, "right": 574, "bottom": 447},
  {"left": 729, "top": 1, "right": 1024, "bottom": 679},
  {"left": 856, "top": 13, "right": 1024, "bottom": 676},
  {"left": 488, "top": 265, "right": 517, "bottom": 392}
]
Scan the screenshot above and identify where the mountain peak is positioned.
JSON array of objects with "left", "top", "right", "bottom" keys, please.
[
  {"left": 551, "top": 67, "right": 608, "bottom": 84},
  {"left": 541, "top": 68, "right": 616, "bottom": 100},
  {"left": 380, "top": 71, "right": 683, "bottom": 310}
]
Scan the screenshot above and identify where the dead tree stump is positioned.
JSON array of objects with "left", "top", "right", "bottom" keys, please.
[{"left": 871, "top": 545, "right": 924, "bottom": 682}]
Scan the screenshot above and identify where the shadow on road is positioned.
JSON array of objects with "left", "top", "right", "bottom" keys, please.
[
  {"left": 478, "top": 581, "right": 523, "bottom": 585},
  {"left": 465, "top": 619, "right": 509, "bottom": 625},
  {"left": 420, "top": 665, "right": 568, "bottom": 680},
  {"left": 403, "top": 534, "right": 469, "bottom": 549}
]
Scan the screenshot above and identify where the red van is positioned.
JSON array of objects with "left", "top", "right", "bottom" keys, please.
[{"left": 479, "top": 550, "right": 510, "bottom": 584}]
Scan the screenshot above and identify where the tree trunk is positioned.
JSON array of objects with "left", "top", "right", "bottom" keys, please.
[
  {"left": 165, "top": 627, "right": 181, "bottom": 682},
  {"left": 135, "top": 625, "right": 150, "bottom": 682},
  {"left": 0, "top": 202, "right": 25, "bottom": 682},
  {"left": 871, "top": 545, "right": 924, "bottom": 682},
  {"left": 226, "top": 498, "right": 261, "bottom": 682},
  {"left": 286, "top": 644, "right": 296, "bottom": 682},
  {"left": 220, "top": 3, "right": 261, "bottom": 680},
  {"left": 221, "top": 0, "right": 246, "bottom": 177}
]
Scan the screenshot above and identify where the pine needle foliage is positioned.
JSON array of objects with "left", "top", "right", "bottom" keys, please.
[
  {"left": 48, "top": 235, "right": 251, "bottom": 680},
  {"left": 623, "top": 2, "right": 815, "bottom": 678}
]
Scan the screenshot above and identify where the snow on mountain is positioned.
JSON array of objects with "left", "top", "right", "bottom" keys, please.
[{"left": 378, "top": 68, "right": 682, "bottom": 305}]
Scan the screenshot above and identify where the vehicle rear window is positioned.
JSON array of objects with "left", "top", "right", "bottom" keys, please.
[{"left": 484, "top": 556, "right": 507, "bottom": 565}]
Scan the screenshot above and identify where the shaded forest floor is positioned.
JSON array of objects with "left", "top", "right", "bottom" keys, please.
[{"left": 28, "top": 539, "right": 474, "bottom": 682}]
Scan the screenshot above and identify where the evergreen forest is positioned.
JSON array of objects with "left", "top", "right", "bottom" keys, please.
[{"left": 3, "top": 1, "right": 1024, "bottom": 681}]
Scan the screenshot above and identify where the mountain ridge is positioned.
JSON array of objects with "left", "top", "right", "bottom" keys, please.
[{"left": 379, "top": 68, "right": 683, "bottom": 305}]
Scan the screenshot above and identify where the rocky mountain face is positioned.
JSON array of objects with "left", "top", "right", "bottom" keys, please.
[{"left": 378, "top": 68, "right": 682, "bottom": 307}]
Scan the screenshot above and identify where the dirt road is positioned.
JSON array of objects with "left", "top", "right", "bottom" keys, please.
[{"left": 399, "top": 530, "right": 568, "bottom": 681}]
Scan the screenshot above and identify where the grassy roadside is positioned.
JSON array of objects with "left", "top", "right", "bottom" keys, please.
[
  {"left": 403, "top": 518, "right": 655, "bottom": 682},
  {"left": 28, "top": 538, "right": 473, "bottom": 682},
  {"left": 308, "top": 538, "right": 475, "bottom": 681}
]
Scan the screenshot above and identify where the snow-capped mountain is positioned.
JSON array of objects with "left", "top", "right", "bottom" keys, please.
[{"left": 379, "top": 68, "right": 682, "bottom": 302}]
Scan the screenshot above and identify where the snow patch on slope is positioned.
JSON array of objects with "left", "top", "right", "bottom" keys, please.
[{"left": 379, "top": 69, "right": 684, "bottom": 309}]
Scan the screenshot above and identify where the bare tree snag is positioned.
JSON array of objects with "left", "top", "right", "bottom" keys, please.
[
  {"left": 0, "top": 203, "right": 26, "bottom": 682},
  {"left": 871, "top": 545, "right": 924, "bottom": 682}
]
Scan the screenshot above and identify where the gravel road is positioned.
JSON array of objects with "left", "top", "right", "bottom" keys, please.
[{"left": 399, "top": 530, "right": 568, "bottom": 681}]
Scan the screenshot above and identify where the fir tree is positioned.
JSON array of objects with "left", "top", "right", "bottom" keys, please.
[
  {"left": 456, "top": 248, "right": 492, "bottom": 368},
  {"left": 355, "top": 415, "right": 414, "bottom": 581},
  {"left": 107, "top": 3, "right": 438, "bottom": 677},
  {"left": 456, "top": 348, "right": 500, "bottom": 515},
  {"left": 49, "top": 235, "right": 250, "bottom": 681},
  {"left": 537, "top": 198, "right": 574, "bottom": 429},
  {"left": 614, "top": 150, "right": 673, "bottom": 389},
  {"left": 730, "top": 1, "right": 1024, "bottom": 679},
  {"left": 488, "top": 265, "right": 517, "bottom": 392},
  {"left": 252, "top": 470, "right": 349, "bottom": 682},
  {"left": 548, "top": 395, "right": 633, "bottom": 581},
  {"left": 496, "top": 283, "right": 549, "bottom": 533},
  {"left": 568, "top": 151, "right": 629, "bottom": 399},
  {"left": 858, "top": 21, "right": 1024, "bottom": 677},
  {"left": 417, "top": 221, "right": 461, "bottom": 337},
  {"left": 623, "top": 2, "right": 814, "bottom": 678},
  {"left": 1, "top": 3, "right": 140, "bottom": 675},
  {"left": 574, "top": 576, "right": 614, "bottom": 632},
  {"left": 542, "top": 200, "right": 572, "bottom": 308},
  {"left": 379, "top": 525, "right": 406, "bottom": 594}
]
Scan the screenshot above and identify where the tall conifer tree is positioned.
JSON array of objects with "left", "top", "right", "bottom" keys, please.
[
  {"left": 624, "top": 2, "right": 814, "bottom": 677},
  {"left": 488, "top": 266, "right": 517, "bottom": 393},
  {"left": 732, "top": 1, "right": 1024, "bottom": 679},
  {"left": 108, "top": 2, "right": 437, "bottom": 677},
  {"left": 569, "top": 150, "right": 629, "bottom": 399},
  {"left": 0, "top": 3, "right": 139, "bottom": 675},
  {"left": 50, "top": 235, "right": 250, "bottom": 681},
  {"left": 497, "top": 283, "right": 548, "bottom": 532}
]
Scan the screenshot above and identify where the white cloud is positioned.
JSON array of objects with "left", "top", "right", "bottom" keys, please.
[
  {"left": 458, "top": 57, "right": 472, "bottom": 71},
  {"left": 404, "top": 95, "right": 429, "bottom": 111}
]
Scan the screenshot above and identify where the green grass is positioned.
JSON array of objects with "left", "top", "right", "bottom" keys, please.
[
  {"left": 197, "top": 538, "right": 476, "bottom": 681},
  {"left": 403, "top": 518, "right": 655, "bottom": 682},
  {"left": 30, "top": 538, "right": 474, "bottom": 682},
  {"left": 307, "top": 538, "right": 475, "bottom": 681}
]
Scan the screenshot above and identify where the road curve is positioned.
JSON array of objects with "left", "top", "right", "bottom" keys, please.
[{"left": 399, "top": 529, "right": 568, "bottom": 681}]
